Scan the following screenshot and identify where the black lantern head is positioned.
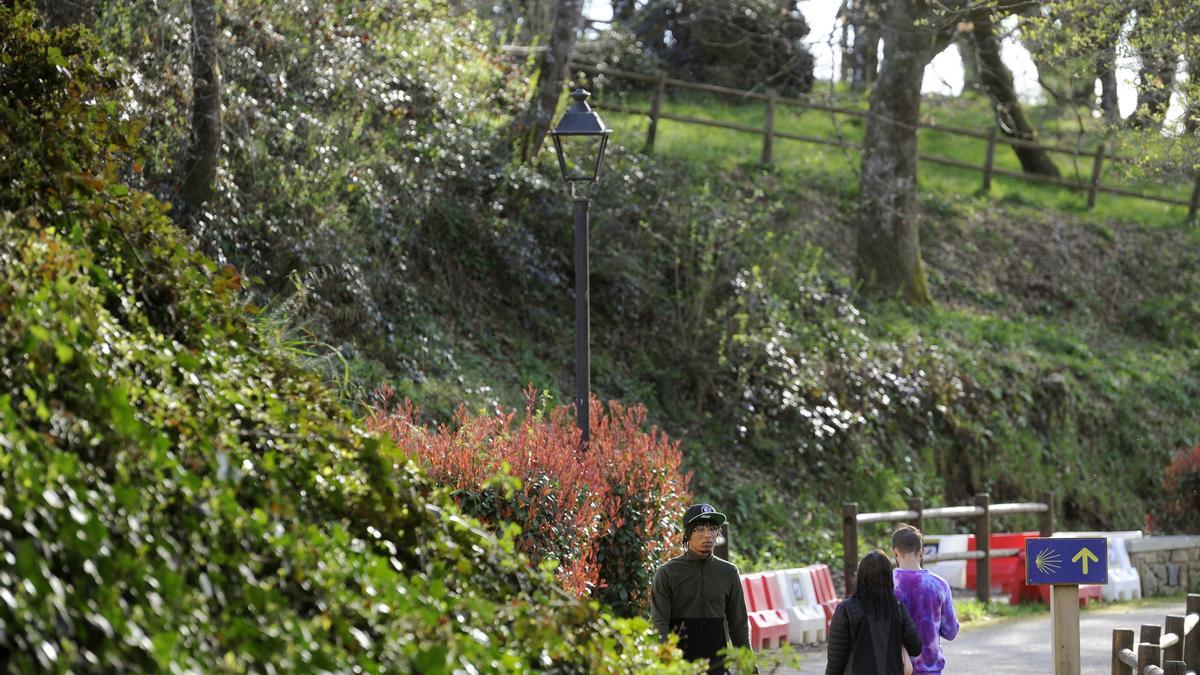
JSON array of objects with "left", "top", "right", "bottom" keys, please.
[{"left": 550, "top": 88, "right": 611, "bottom": 185}]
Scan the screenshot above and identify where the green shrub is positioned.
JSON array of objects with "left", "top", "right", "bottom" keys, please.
[{"left": 0, "top": 7, "right": 698, "bottom": 671}]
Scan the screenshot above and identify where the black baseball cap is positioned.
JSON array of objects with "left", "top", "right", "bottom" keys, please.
[{"left": 682, "top": 503, "right": 726, "bottom": 529}]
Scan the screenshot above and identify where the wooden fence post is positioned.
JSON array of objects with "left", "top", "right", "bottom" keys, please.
[
  {"left": 1139, "top": 643, "right": 1162, "bottom": 672},
  {"left": 843, "top": 502, "right": 859, "bottom": 598},
  {"left": 982, "top": 128, "right": 997, "bottom": 193},
  {"left": 908, "top": 497, "right": 924, "bottom": 535},
  {"left": 1186, "top": 594, "right": 1200, "bottom": 668},
  {"left": 762, "top": 90, "right": 777, "bottom": 165},
  {"left": 1164, "top": 660, "right": 1187, "bottom": 675},
  {"left": 1189, "top": 171, "right": 1200, "bottom": 226},
  {"left": 1164, "top": 614, "right": 1184, "bottom": 663},
  {"left": 1141, "top": 624, "right": 1163, "bottom": 673},
  {"left": 1112, "top": 628, "right": 1134, "bottom": 675},
  {"left": 1040, "top": 490, "right": 1055, "bottom": 537},
  {"left": 976, "top": 493, "right": 991, "bottom": 603},
  {"left": 646, "top": 71, "right": 666, "bottom": 152},
  {"left": 1087, "top": 142, "right": 1106, "bottom": 209}
]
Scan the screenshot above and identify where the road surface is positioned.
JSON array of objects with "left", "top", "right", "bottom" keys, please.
[{"left": 774, "top": 599, "right": 1182, "bottom": 674}]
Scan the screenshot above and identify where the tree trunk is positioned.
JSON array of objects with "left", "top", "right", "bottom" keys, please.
[
  {"left": 838, "top": 1, "right": 853, "bottom": 83},
  {"left": 849, "top": 0, "right": 882, "bottom": 90},
  {"left": 1186, "top": 18, "right": 1200, "bottom": 134},
  {"left": 972, "top": 15, "right": 1060, "bottom": 177},
  {"left": 855, "top": 0, "right": 939, "bottom": 305},
  {"left": 1187, "top": 59, "right": 1200, "bottom": 134},
  {"left": 514, "top": 0, "right": 585, "bottom": 163},
  {"left": 179, "top": 0, "right": 221, "bottom": 212},
  {"left": 957, "top": 32, "right": 981, "bottom": 94},
  {"left": 1129, "top": 8, "right": 1177, "bottom": 132},
  {"left": 1130, "top": 53, "right": 1176, "bottom": 130},
  {"left": 611, "top": 0, "right": 635, "bottom": 22},
  {"left": 37, "top": 0, "right": 94, "bottom": 28},
  {"left": 1098, "top": 43, "right": 1121, "bottom": 126}
]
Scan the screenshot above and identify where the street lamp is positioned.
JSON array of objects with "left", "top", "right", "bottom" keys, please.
[{"left": 549, "top": 88, "right": 611, "bottom": 449}]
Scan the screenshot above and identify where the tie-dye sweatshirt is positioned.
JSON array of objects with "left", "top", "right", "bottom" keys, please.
[{"left": 893, "top": 568, "right": 959, "bottom": 674}]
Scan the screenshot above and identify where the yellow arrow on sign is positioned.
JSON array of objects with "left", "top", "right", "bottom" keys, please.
[{"left": 1072, "top": 547, "right": 1099, "bottom": 575}]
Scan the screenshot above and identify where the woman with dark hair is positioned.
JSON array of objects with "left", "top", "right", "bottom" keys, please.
[{"left": 825, "top": 550, "right": 922, "bottom": 675}]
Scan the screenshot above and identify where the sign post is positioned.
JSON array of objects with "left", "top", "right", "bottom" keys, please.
[{"left": 1025, "top": 537, "right": 1108, "bottom": 675}]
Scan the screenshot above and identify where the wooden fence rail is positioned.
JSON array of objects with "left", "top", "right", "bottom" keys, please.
[
  {"left": 842, "top": 491, "right": 1053, "bottom": 602},
  {"left": 1111, "top": 594, "right": 1199, "bottom": 675},
  {"left": 558, "top": 60, "right": 1200, "bottom": 225}
]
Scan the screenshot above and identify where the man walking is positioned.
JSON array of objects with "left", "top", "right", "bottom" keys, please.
[
  {"left": 892, "top": 524, "right": 959, "bottom": 674},
  {"left": 650, "top": 503, "right": 752, "bottom": 674}
]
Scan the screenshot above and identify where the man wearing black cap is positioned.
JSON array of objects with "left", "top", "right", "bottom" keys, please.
[{"left": 650, "top": 503, "right": 752, "bottom": 673}]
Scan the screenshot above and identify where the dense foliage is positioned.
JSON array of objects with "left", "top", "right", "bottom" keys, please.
[
  {"left": 66, "top": 0, "right": 1200, "bottom": 572},
  {"left": 1161, "top": 444, "right": 1200, "bottom": 534},
  {"left": 0, "top": 6, "right": 698, "bottom": 671},
  {"left": 367, "top": 390, "right": 691, "bottom": 616},
  {"left": 92, "top": 0, "right": 532, "bottom": 391},
  {"left": 627, "top": 0, "right": 815, "bottom": 97}
]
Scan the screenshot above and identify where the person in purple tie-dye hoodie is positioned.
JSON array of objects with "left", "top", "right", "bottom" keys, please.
[{"left": 891, "top": 525, "right": 959, "bottom": 674}]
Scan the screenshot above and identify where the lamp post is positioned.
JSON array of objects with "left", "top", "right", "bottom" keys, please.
[{"left": 549, "top": 88, "right": 611, "bottom": 449}]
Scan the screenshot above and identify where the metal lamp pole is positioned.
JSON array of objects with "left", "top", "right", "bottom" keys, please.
[
  {"left": 549, "top": 88, "right": 610, "bottom": 450},
  {"left": 573, "top": 187, "right": 590, "bottom": 447}
]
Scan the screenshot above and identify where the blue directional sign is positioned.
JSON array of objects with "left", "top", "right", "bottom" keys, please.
[{"left": 1025, "top": 537, "right": 1108, "bottom": 585}]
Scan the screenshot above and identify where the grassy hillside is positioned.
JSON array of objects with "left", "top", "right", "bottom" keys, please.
[
  {"left": 594, "top": 86, "right": 1194, "bottom": 225},
  {"left": 81, "top": 0, "right": 1200, "bottom": 571}
]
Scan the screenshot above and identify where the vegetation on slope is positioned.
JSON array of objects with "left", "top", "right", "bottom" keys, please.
[
  {"left": 75, "top": 0, "right": 1200, "bottom": 569},
  {"left": 0, "top": 7, "right": 697, "bottom": 671}
]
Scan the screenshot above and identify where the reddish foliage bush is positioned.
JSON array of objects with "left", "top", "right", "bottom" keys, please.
[
  {"left": 1161, "top": 443, "right": 1200, "bottom": 532},
  {"left": 367, "top": 387, "right": 692, "bottom": 613}
]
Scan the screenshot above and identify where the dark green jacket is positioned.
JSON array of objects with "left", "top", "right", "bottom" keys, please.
[{"left": 650, "top": 549, "right": 751, "bottom": 665}]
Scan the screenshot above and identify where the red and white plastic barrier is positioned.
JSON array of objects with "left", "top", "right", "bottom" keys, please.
[
  {"left": 740, "top": 573, "right": 790, "bottom": 650},
  {"left": 768, "top": 569, "right": 826, "bottom": 644}
]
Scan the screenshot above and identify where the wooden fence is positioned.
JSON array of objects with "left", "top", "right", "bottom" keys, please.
[
  {"left": 1110, "top": 593, "right": 1200, "bottom": 674},
  {"left": 842, "top": 492, "right": 1054, "bottom": 602},
  {"left": 566, "top": 61, "right": 1200, "bottom": 225}
]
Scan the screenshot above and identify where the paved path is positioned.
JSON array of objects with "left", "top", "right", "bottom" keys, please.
[{"left": 773, "top": 599, "right": 1182, "bottom": 674}]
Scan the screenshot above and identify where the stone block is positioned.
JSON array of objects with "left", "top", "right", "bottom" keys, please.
[
  {"left": 1142, "top": 565, "right": 1160, "bottom": 596},
  {"left": 1166, "top": 563, "right": 1181, "bottom": 588}
]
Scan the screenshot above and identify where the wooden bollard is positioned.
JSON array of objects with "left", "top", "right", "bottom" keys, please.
[
  {"left": 1111, "top": 628, "right": 1134, "bottom": 675},
  {"left": 761, "top": 90, "right": 777, "bottom": 165},
  {"left": 975, "top": 493, "right": 991, "bottom": 603},
  {"left": 1185, "top": 594, "right": 1200, "bottom": 668},
  {"left": 646, "top": 72, "right": 666, "bottom": 152},
  {"left": 1163, "top": 614, "right": 1184, "bottom": 663},
  {"left": 908, "top": 497, "right": 924, "bottom": 535},
  {"left": 982, "top": 128, "right": 997, "bottom": 193},
  {"left": 1040, "top": 491, "right": 1055, "bottom": 537},
  {"left": 1087, "top": 143, "right": 1106, "bottom": 210}
]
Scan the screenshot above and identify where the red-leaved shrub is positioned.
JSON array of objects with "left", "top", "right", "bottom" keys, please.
[
  {"left": 367, "top": 387, "right": 692, "bottom": 615},
  {"left": 1161, "top": 443, "right": 1200, "bottom": 533}
]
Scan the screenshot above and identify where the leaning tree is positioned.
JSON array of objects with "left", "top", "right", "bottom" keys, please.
[{"left": 855, "top": 0, "right": 1037, "bottom": 304}]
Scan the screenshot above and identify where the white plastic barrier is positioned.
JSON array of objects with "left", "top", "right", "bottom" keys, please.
[
  {"left": 768, "top": 569, "right": 826, "bottom": 644},
  {"left": 1053, "top": 531, "right": 1143, "bottom": 602},
  {"left": 923, "top": 534, "right": 969, "bottom": 589}
]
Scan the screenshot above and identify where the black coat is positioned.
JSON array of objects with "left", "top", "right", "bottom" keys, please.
[{"left": 824, "top": 596, "right": 922, "bottom": 675}]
